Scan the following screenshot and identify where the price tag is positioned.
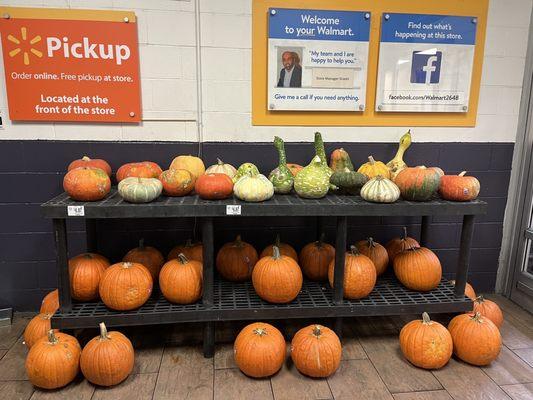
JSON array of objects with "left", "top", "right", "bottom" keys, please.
[
  {"left": 226, "top": 205, "right": 241, "bottom": 215},
  {"left": 67, "top": 205, "right": 85, "bottom": 217}
]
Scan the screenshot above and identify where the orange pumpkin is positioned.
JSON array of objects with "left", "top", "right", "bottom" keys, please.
[
  {"left": 68, "top": 156, "right": 112, "bottom": 176},
  {"left": 328, "top": 246, "right": 376, "bottom": 299},
  {"left": 169, "top": 155, "right": 205, "bottom": 183},
  {"left": 69, "top": 252, "right": 110, "bottom": 301},
  {"left": 195, "top": 173, "right": 234, "bottom": 200},
  {"left": 234, "top": 322, "right": 286, "bottom": 378},
  {"left": 448, "top": 312, "right": 502, "bottom": 366},
  {"left": 80, "top": 322, "right": 134, "bottom": 387},
  {"left": 399, "top": 312, "right": 453, "bottom": 369},
  {"left": 260, "top": 234, "right": 298, "bottom": 262},
  {"left": 473, "top": 296, "right": 503, "bottom": 328},
  {"left": 168, "top": 239, "right": 203, "bottom": 262},
  {"left": 385, "top": 226, "right": 420, "bottom": 263},
  {"left": 395, "top": 166, "right": 441, "bottom": 201},
  {"left": 299, "top": 234, "right": 335, "bottom": 281},
  {"left": 356, "top": 237, "right": 389, "bottom": 276},
  {"left": 159, "top": 254, "right": 203, "bottom": 304},
  {"left": 99, "top": 262, "right": 153, "bottom": 311},
  {"left": 287, "top": 163, "right": 304, "bottom": 176},
  {"left": 40, "top": 289, "right": 59, "bottom": 314},
  {"left": 116, "top": 161, "right": 163, "bottom": 183},
  {"left": 252, "top": 246, "right": 303, "bottom": 303},
  {"left": 159, "top": 169, "right": 194, "bottom": 197},
  {"left": 216, "top": 235, "right": 258, "bottom": 281},
  {"left": 439, "top": 171, "right": 480, "bottom": 201},
  {"left": 450, "top": 280, "right": 476, "bottom": 301},
  {"left": 393, "top": 247, "right": 442, "bottom": 291},
  {"left": 24, "top": 313, "right": 58, "bottom": 349},
  {"left": 26, "top": 330, "right": 81, "bottom": 389},
  {"left": 63, "top": 167, "right": 111, "bottom": 201},
  {"left": 290, "top": 324, "right": 341, "bottom": 377},
  {"left": 123, "top": 239, "right": 165, "bottom": 282}
]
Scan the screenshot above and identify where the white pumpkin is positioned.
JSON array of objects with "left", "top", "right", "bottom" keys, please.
[
  {"left": 360, "top": 175, "right": 400, "bottom": 203},
  {"left": 233, "top": 173, "right": 274, "bottom": 202},
  {"left": 205, "top": 158, "right": 237, "bottom": 178},
  {"left": 118, "top": 177, "right": 163, "bottom": 203}
]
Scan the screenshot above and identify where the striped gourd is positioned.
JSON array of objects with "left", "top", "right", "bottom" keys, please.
[
  {"left": 360, "top": 175, "right": 400, "bottom": 203},
  {"left": 118, "top": 177, "right": 162, "bottom": 203}
]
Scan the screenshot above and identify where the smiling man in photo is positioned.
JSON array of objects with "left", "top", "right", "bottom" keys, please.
[{"left": 277, "top": 51, "right": 302, "bottom": 88}]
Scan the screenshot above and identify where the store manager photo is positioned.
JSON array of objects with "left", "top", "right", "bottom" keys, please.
[{"left": 277, "top": 50, "right": 302, "bottom": 88}]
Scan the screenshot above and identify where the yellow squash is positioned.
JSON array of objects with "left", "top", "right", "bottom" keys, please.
[{"left": 387, "top": 130, "right": 412, "bottom": 180}]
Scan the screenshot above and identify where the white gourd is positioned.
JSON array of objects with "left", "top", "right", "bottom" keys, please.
[
  {"left": 118, "top": 177, "right": 163, "bottom": 203},
  {"left": 205, "top": 158, "right": 237, "bottom": 178},
  {"left": 360, "top": 175, "right": 400, "bottom": 203},
  {"left": 233, "top": 173, "right": 274, "bottom": 202}
]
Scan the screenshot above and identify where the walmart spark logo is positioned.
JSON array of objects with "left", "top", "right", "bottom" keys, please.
[{"left": 7, "top": 27, "right": 43, "bottom": 65}]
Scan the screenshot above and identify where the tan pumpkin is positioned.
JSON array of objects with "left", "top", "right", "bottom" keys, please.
[
  {"left": 123, "top": 239, "right": 165, "bottom": 282},
  {"left": 216, "top": 235, "right": 258, "bottom": 282},
  {"left": 40, "top": 289, "right": 59, "bottom": 314},
  {"left": 387, "top": 130, "right": 412, "bottom": 180},
  {"left": 260, "top": 234, "right": 298, "bottom": 262},
  {"left": 69, "top": 252, "right": 110, "bottom": 301},
  {"left": 450, "top": 280, "right": 477, "bottom": 301},
  {"left": 328, "top": 246, "right": 376, "bottom": 299},
  {"left": 80, "top": 322, "right": 134, "bottom": 387},
  {"left": 399, "top": 312, "right": 453, "bottom": 369},
  {"left": 168, "top": 239, "right": 203, "bottom": 262},
  {"left": 205, "top": 158, "right": 237, "bottom": 178},
  {"left": 24, "top": 313, "right": 57, "bottom": 349},
  {"left": 385, "top": 227, "right": 420, "bottom": 263},
  {"left": 299, "top": 234, "right": 335, "bottom": 281},
  {"left": 159, "top": 254, "right": 203, "bottom": 304},
  {"left": 355, "top": 237, "right": 389, "bottom": 276},
  {"left": 439, "top": 171, "right": 481, "bottom": 201},
  {"left": 234, "top": 322, "right": 286, "bottom": 378},
  {"left": 472, "top": 296, "right": 504, "bottom": 328},
  {"left": 357, "top": 155, "right": 391, "bottom": 179},
  {"left": 68, "top": 156, "right": 112, "bottom": 176},
  {"left": 393, "top": 247, "right": 442, "bottom": 292},
  {"left": 170, "top": 155, "right": 205, "bottom": 183}
]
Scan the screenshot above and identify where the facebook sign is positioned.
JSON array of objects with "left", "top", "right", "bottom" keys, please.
[{"left": 411, "top": 51, "right": 442, "bottom": 84}]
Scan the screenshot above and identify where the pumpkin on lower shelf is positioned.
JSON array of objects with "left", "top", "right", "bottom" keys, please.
[
  {"left": 450, "top": 280, "right": 477, "bottom": 301},
  {"left": 260, "top": 234, "right": 298, "bottom": 262},
  {"left": 195, "top": 173, "right": 234, "bottom": 200},
  {"left": 123, "top": 239, "right": 165, "bottom": 282},
  {"left": 399, "top": 312, "right": 453, "bottom": 369},
  {"left": 63, "top": 167, "right": 111, "bottom": 201},
  {"left": 40, "top": 289, "right": 59, "bottom": 314},
  {"left": 99, "top": 262, "right": 153, "bottom": 311},
  {"left": 356, "top": 237, "right": 389, "bottom": 276},
  {"left": 24, "top": 313, "right": 57, "bottom": 349},
  {"left": 360, "top": 175, "right": 400, "bottom": 203},
  {"left": 299, "top": 233, "right": 335, "bottom": 281},
  {"left": 216, "top": 235, "right": 258, "bottom": 282},
  {"left": 291, "top": 324, "right": 342, "bottom": 378},
  {"left": 234, "top": 322, "right": 286, "bottom": 378},
  {"left": 69, "top": 252, "right": 110, "bottom": 301},
  {"left": 169, "top": 155, "right": 205, "bottom": 183},
  {"left": 439, "top": 171, "right": 481, "bottom": 201},
  {"left": 168, "top": 239, "right": 203, "bottom": 262},
  {"left": 357, "top": 156, "right": 391, "bottom": 179},
  {"left": 80, "top": 323, "right": 134, "bottom": 387},
  {"left": 393, "top": 247, "right": 442, "bottom": 292},
  {"left": 68, "top": 156, "right": 112, "bottom": 176},
  {"left": 116, "top": 161, "right": 163, "bottom": 183},
  {"left": 448, "top": 312, "right": 501, "bottom": 366},
  {"left": 395, "top": 166, "right": 441, "bottom": 201},
  {"left": 328, "top": 246, "right": 376, "bottom": 299},
  {"left": 159, "top": 169, "right": 194, "bottom": 197},
  {"left": 385, "top": 227, "right": 420, "bottom": 263},
  {"left": 118, "top": 177, "right": 163, "bottom": 203},
  {"left": 205, "top": 158, "right": 237, "bottom": 178},
  {"left": 234, "top": 172, "right": 274, "bottom": 202},
  {"left": 473, "top": 296, "right": 503, "bottom": 328},
  {"left": 26, "top": 330, "right": 81, "bottom": 389},
  {"left": 159, "top": 254, "right": 203, "bottom": 304}
]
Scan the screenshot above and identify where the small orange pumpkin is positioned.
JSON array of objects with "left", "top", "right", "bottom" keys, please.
[
  {"left": 234, "top": 322, "right": 286, "bottom": 378},
  {"left": 24, "top": 313, "right": 58, "bottom": 349},
  {"left": 299, "top": 234, "right": 335, "bottom": 281},
  {"left": 68, "top": 156, "right": 112, "bottom": 176},
  {"left": 399, "top": 312, "right": 453, "bottom": 369},
  {"left": 159, "top": 169, "right": 194, "bottom": 197},
  {"left": 439, "top": 171, "right": 480, "bottom": 201},
  {"left": 216, "top": 235, "right": 258, "bottom": 281},
  {"left": 116, "top": 161, "right": 163, "bottom": 183},
  {"left": 40, "top": 289, "right": 59, "bottom": 314},
  {"left": 385, "top": 226, "right": 420, "bottom": 263},
  {"left": 328, "top": 246, "right": 376, "bottom": 299},
  {"left": 195, "top": 173, "right": 234, "bottom": 200},
  {"left": 393, "top": 246, "right": 442, "bottom": 291},
  {"left": 472, "top": 295, "right": 503, "bottom": 328},
  {"left": 450, "top": 280, "right": 476, "bottom": 301},
  {"left": 123, "top": 239, "right": 165, "bottom": 282},
  {"left": 168, "top": 239, "right": 203, "bottom": 262},
  {"left": 159, "top": 254, "right": 203, "bottom": 304},
  {"left": 356, "top": 237, "right": 388, "bottom": 276},
  {"left": 63, "top": 167, "right": 111, "bottom": 201},
  {"left": 260, "top": 234, "right": 298, "bottom": 262},
  {"left": 287, "top": 163, "right": 304, "bottom": 176},
  {"left": 69, "top": 252, "right": 110, "bottom": 301}
]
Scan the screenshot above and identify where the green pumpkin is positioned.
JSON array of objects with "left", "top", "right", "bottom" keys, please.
[
  {"left": 118, "top": 177, "right": 162, "bottom": 203},
  {"left": 234, "top": 172, "right": 274, "bottom": 202},
  {"left": 294, "top": 155, "right": 330, "bottom": 199},
  {"left": 330, "top": 168, "right": 368, "bottom": 194},
  {"left": 233, "top": 162, "right": 260, "bottom": 183},
  {"left": 269, "top": 136, "right": 293, "bottom": 194}
]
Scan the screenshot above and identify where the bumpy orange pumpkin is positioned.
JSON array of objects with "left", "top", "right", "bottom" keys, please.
[
  {"left": 399, "top": 312, "right": 453, "bottom": 369},
  {"left": 68, "top": 156, "right": 112, "bottom": 176},
  {"left": 448, "top": 312, "right": 501, "bottom": 366},
  {"left": 252, "top": 246, "right": 303, "bottom": 303},
  {"left": 357, "top": 155, "right": 391, "bottom": 179},
  {"left": 216, "top": 235, "right": 258, "bottom": 281},
  {"left": 385, "top": 227, "right": 420, "bottom": 263},
  {"left": 287, "top": 163, "right": 304, "bottom": 176},
  {"left": 24, "top": 313, "right": 58, "bottom": 348},
  {"left": 159, "top": 169, "right": 194, "bottom": 196},
  {"left": 356, "top": 237, "right": 389, "bottom": 276},
  {"left": 80, "top": 322, "right": 134, "bottom": 387},
  {"left": 195, "top": 173, "right": 234, "bottom": 200},
  {"left": 450, "top": 280, "right": 476, "bottom": 301},
  {"left": 26, "top": 330, "right": 81, "bottom": 389},
  {"left": 439, "top": 171, "right": 480, "bottom": 201},
  {"left": 63, "top": 167, "right": 111, "bottom": 201},
  {"left": 473, "top": 296, "right": 503, "bottom": 328},
  {"left": 116, "top": 161, "right": 163, "bottom": 182},
  {"left": 99, "top": 262, "right": 153, "bottom": 311},
  {"left": 291, "top": 324, "right": 341, "bottom": 377},
  {"left": 168, "top": 239, "right": 203, "bottom": 262},
  {"left": 395, "top": 166, "right": 441, "bottom": 201},
  {"left": 260, "top": 234, "right": 298, "bottom": 262},
  {"left": 69, "top": 252, "right": 110, "bottom": 301},
  {"left": 234, "top": 322, "right": 286, "bottom": 378},
  {"left": 40, "top": 289, "right": 59, "bottom": 314},
  {"left": 159, "top": 254, "right": 203, "bottom": 304},
  {"left": 299, "top": 234, "right": 335, "bottom": 281},
  {"left": 170, "top": 155, "right": 205, "bottom": 183},
  {"left": 123, "top": 239, "right": 165, "bottom": 282},
  {"left": 328, "top": 246, "right": 376, "bottom": 299},
  {"left": 393, "top": 247, "right": 442, "bottom": 291}
]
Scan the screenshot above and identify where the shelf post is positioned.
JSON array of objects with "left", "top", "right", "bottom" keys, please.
[
  {"left": 85, "top": 219, "right": 98, "bottom": 253},
  {"left": 201, "top": 217, "right": 215, "bottom": 358},
  {"left": 316, "top": 216, "right": 325, "bottom": 240},
  {"left": 455, "top": 215, "right": 475, "bottom": 298},
  {"left": 420, "top": 215, "right": 430, "bottom": 247},
  {"left": 53, "top": 219, "right": 72, "bottom": 313},
  {"left": 333, "top": 216, "right": 347, "bottom": 337}
]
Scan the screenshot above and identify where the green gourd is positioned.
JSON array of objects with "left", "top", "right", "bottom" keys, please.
[
  {"left": 269, "top": 136, "right": 293, "bottom": 194},
  {"left": 234, "top": 172, "right": 274, "bottom": 202},
  {"left": 233, "top": 163, "right": 260, "bottom": 183},
  {"left": 314, "top": 131, "right": 337, "bottom": 191},
  {"left": 330, "top": 168, "right": 368, "bottom": 195},
  {"left": 118, "top": 177, "right": 163, "bottom": 203},
  {"left": 294, "top": 155, "right": 330, "bottom": 199}
]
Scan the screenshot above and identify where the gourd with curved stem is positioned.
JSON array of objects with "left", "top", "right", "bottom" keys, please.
[
  {"left": 294, "top": 155, "right": 331, "bottom": 199},
  {"left": 387, "top": 130, "right": 412, "bottom": 180},
  {"left": 269, "top": 136, "right": 294, "bottom": 194}
]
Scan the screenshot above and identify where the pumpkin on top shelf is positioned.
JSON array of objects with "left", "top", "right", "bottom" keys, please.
[
  {"left": 395, "top": 166, "right": 441, "bottom": 201},
  {"left": 169, "top": 155, "right": 205, "bottom": 183},
  {"left": 287, "top": 163, "right": 303, "bottom": 176},
  {"left": 360, "top": 175, "right": 400, "bottom": 203},
  {"left": 234, "top": 171, "right": 274, "bottom": 202},
  {"left": 116, "top": 161, "right": 162, "bottom": 182},
  {"left": 386, "top": 130, "right": 412, "bottom": 180},
  {"left": 233, "top": 162, "right": 260, "bottom": 183},
  {"left": 195, "top": 173, "right": 234, "bottom": 200},
  {"left": 269, "top": 136, "right": 294, "bottom": 194},
  {"left": 358, "top": 156, "right": 391, "bottom": 179},
  {"left": 159, "top": 169, "right": 194, "bottom": 197},
  {"left": 439, "top": 171, "right": 480, "bottom": 201},
  {"left": 118, "top": 177, "right": 162, "bottom": 203},
  {"left": 329, "top": 148, "right": 368, "bottom": 194},
  {"left": 68, "top": 156, "right": 112, "bottom": 176},
  {"left": 205, "top": 158, "right": 237, "bottom": 178},
  {"left": 63, "top": 166, "right": 111, "bottom": 201}
]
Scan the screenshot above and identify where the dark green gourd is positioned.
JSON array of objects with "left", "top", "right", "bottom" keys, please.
[{"left": 269, "top": 136, "right": 294, "bottom": 194}]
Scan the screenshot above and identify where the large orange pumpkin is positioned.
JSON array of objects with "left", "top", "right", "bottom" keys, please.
[
  {"left": 399, "top": 312, "right": 453, "bottom": 369},
  {"left": 299, "top": 234, "right": 335, "bottom": 281},
  {"left": 473, "top": 296, "right": 503, "bottom": 328},
  {"left": 116, "top": 161, "right": 163, "bottom": 183},
  {"left": 123, "top": 239, "right": 165, "bottom": 282},
  {"left": 68, "top": 156, "right": 112, "bottom": 176},
  {"left": 159, "top": 254, "right": 203, "bottom": 304},
  {"left": 167, "top": 239, "right": 203, "bottom": 262},
  {"left": 448, "top": 312, "right": 502, "bottom": 366},
  {"left": 26, "top": 330, "right": 81, "bottom": 389},
  {"left": 63, "top": 167, "right": 111, "bottom": 201},
  {"left": 99, "top": 262, "right": 153, "bottom": 311},
  {"left": 260, "top": 234, "right": 298, "bottom": 262},
  {"left": 393, "top": 247, "right": 442, "bottom": 291},
  {"left": 40, "top": 289, "right": 59, "bottom": 314},
  {"left": 169, "top": 155, "right": 205, "bottom": 183},
  {"left": 328, "top": 246, "right": 376, "bottom": 299},
  {"left": 24, "top": 313, "right": 58, "bottom": 349},
  {"left": 234, "top": 322, "right": 286, "bottom": 378},
  {"left": 439, "top": 171, "right": 481, "bottom": 201},
  {"left": 450, "top": 280, "right": 476, "bottom": 301},
  {"left": 290, "top": 324, "right": 342, "bottom": 377},
  {"left": 356, "top": 237, "right": 389, "bottom": 276},
  {"left": 195, "top": 173, "right": 234, "bottom": 200},
  {"left": 385, "top": 227, "right": 420, "bottom": 263},
  {"left": 216, "top": 235, "right": 258, "bottom": 281},
  {"left": 252, "top": 246, "right": 303, "bottom": 303},
  {"left": 394, "top": 166, "right": 441, "bottom": 201},
  {"left": 69, "top": 252, "right": 110, "bottom": 301},
  {"left": 159, "top": 169, "right": 194, "bottom": 197},
  {"left": 80, "top": 322, "right": 134, "bottom": 387}
]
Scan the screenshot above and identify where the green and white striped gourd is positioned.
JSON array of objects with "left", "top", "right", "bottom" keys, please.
[
  {"left": 360, "top": 175, "right": 400, "bottom": 203},
  {"left": 118, "top": 177, "right": 163, "bottom": 203},
  {"left": 234, "top": 172, "right": 274, "bottom": 202},
  {"left": 269, "top": 136, "right": 293, "bottom": 194},
  {"left": 294, "top": 155, "right": 330, "bottom": 199},
  {"left": 233, "top": 163, "right": 260, "bottom": 183}
]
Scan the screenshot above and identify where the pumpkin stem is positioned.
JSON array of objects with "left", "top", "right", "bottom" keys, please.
[
  {"left": 367, "top": 237, "right": 375, "bottom": 248},
  {"left": 368, "top": 155, "right": 376, "bottom": 165},
  {"left": 350, "top": 245, "right": 359, "bottom": 255},
  {"left": 177, "top": 253, "right": 189, "bottom": 264},
  {"left": 459, "top": 171, "right": 467, "bottom": 177},
  {"left": 139, "top": 238, "right": 145, "bottom": 249},
  {"left": 471, "top": 312, "right": 484, "bottom": 323},
  {"left": 82, "top": 156, "right": 91, "bottom": 161},
  {"left": 217, "top": 158, "right": 224, "bottom": 165},
  {"left": 253, "top": 327, "right": 267, "bottom": 336},
  {"left": 422, "top": 312, "right": 431, "bottom": 324},
  {"left": 234, "top": 234, "right": 244, "bottom": 247},
  {"left": 272, "top": 245, "right": 281, "bottom": 260},
  {"left": 312, "top": 325, "right": 322, "bottom": 337},
  {"left": 185, "top": 239, "right": 193, "bottom": 247},
  {"left": 47, "top": 329, "right": 59, "bottom": 344},
  {"left": 317, "top": 232, "right": 326, "bottom": 247},
  {"left": 122, "top": 262, "right": 133, "bottom": 268},
  {"left": 402, "top": 226, "right": 408, "bottom": 240},
  {"left": 274, "top": 234, "right": 281, "bottom": 248},
  {"left": 474, "top": 295, "right": 484, "bottom": 303},
  {"left": 99, "top": 322, "right": 110, "bottom": 340}
]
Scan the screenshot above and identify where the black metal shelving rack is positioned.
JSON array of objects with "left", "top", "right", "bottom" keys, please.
[{"left": 41, "top": 190, "right": 487, "bottom": 358}]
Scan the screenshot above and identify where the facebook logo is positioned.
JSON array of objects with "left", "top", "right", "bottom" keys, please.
[{"left": 411, "top": 51, "right": 442, "bottom": 84}]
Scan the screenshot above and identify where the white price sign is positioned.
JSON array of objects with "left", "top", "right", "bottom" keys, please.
[
  {"left": 67, "top": 205, "right": 85, "bottom": 216},
  {"left": 226, "top": 205, "right": 242, "bottom": 215}
]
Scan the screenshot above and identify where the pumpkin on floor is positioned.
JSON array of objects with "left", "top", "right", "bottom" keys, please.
[
  {"left": 472, "top": 296, "right": 504, "bottom": 328},
  {"left": 40, "top": 289, "right": 59, "bottom": 314},
  {"left": 360, "top": 175, "right": 400, "bottom": 203},
  {"left": 26, "top": 330, "right": 81, "bottom": 389},
  {"left": 169, "top": 155, "right": 205, "bottom": 183},
  {"left": 328, "top": 246, "right": 376, "bottom": 299},
  {"left": 385, "top": 227, "right": 420, "bottom": 263},
  {"left": 68, "top": 156, "right": 112, "bottom": 177},
  {"left": 24, "top": 313, "right": 57, "bottom": 349},
  {"left": 356, "top": 237, "right": 389, "bottom": 276},
  {"left": 395, "top": 166, "right": 441, "bottom": 201},
  {"left": 99, "top": 262, "right": 153, "bottom": 311},
  {"left": 260, "top": 234, "right": 298, "bottom": 262},
  {"left": 205, "top": 158, "right": 237, "bottom": 178},
  {"left": 195, "top": 173, "right": 234, "bottom": 200},
  {"left": 123, "top": 239, "right": 165, "bottom": 282},
  {"left": 116, "top": 161, "right": 163, "bottom": 182},
  {"left": 69, "top": 252, "right": 110, "bottom": 301},
  {"left": 168, "top": 239, "right": 203, "bottom": 262},
  {"left": 450, "top": 280, "right": 477, "bottom": 301},
  {"left": 159, "top": 254, "right": 203, "bottom": 304},
  {"left": 387, "top": 130, "right": 412, "bottom": 180},
  {"left": 393, "top": 246, "right": 442, "bottom": 292},
  {"left": 234, "top": 322, "right": 286, "bottom": 378},
  {"left": 216, "top": 235, "right": 258, "bottom": 282},
  {"left": 159, "top": 169, "right": 194, "bottom": 197},
  {"left": 448, "top": 312, "right": 501, "bottom": 366},
  {"left": 80, "top": 323, "right": 134, "bottom": 387},
  {"left": 118, "top": 177, "right": 163, "bottom": 203},
  {"left": 291, "top": 324, "right": 341, "bottom": 378},
  {"left": 399, "top": 312, "right": 453, "bottom": 369},
  {"left": 63, "top": 167, "right": 111, "bottom": 201},
  {"left": 439, "top": 171, "right": 481, "bottom": 201},
  {"left": 357, "top": 156, "right": 391, "bottom": 179},
  {"left": 252, "top": 246, "right": 303, "bottom": 303},
  {"left": 299, "top": 233, "right": 335, "bottom": 281}
]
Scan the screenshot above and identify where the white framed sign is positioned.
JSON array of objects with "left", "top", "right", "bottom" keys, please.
[
  {"left": 267, "top": 8, "right": 370, "bottom": 112},
  {"left": 375, "top": 13, "right": 477, "bottom": 113}
]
